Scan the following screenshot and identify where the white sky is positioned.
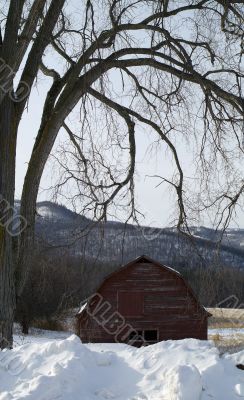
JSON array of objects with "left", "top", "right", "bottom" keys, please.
[
  {"left": 16, "top": 85, "right": 244, "bottom": 229},
  {"left": 15, "top": 84, "right": 188, "bottom": 229},
  {"left": 15, "top": 1, "right": 244, "bottom": 230}
]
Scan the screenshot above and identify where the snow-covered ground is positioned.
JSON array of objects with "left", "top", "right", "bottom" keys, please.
[
  {"left": 0, "top": 332, "right": 243, "bottom": 400},
  {"left": 13, "top": 326, "right": 70, "bottom": 347}
]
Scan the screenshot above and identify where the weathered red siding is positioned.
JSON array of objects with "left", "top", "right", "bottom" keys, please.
[{"left": 77, "top": 256, "right": 209, "bottom": 345}]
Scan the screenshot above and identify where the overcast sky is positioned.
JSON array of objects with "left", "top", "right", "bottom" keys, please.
[
  {"left": 15, "top": 80, "right": 189, "bottom": 229},
  {"left": 15, "top": 1, "right": 244, "bottom": 230},
  {"left": 16, "top": 86, "right": 174, "bottom": 228},
  {"left": 16, "top": 82, "right": 244, "bottom": 230}
]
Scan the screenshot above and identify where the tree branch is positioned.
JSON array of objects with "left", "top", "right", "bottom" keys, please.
[
  {"left": 16, "top": 0, "right": 46, "bottom": 71},
  {"left": 16, "top": 0, "right": 65, "bottom": 120}
]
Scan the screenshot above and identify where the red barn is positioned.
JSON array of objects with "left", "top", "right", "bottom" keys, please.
[{"left": 76, "top": 255, "right": 210, "bottom": 345}]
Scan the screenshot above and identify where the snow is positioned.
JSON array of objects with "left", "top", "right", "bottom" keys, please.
[
  {"left": 0, "top": 334, "right": 244, "bottom": 400},
  {"left": 37, "top": 206, "right": 55, "bottom": 218},
  {"left": 77, "top": 302, "right": 87, "bottom": 315},
  {"left": 13, "top": 327, "right": 71, "bottom": 347},
  {"left": 36, "top": 204, "right": 68, "bottom": 220},
  {"left": 164, "top": 364, "right": 202, "bottom": 400}
]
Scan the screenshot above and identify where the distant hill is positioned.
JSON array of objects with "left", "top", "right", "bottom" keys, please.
[{"left": 14, "top": 201, "right": 244, "bottom": 269}]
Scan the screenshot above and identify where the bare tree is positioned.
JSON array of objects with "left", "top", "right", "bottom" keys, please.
[{"left": 0, "top": 0, "right": 244, "bottom": 348}]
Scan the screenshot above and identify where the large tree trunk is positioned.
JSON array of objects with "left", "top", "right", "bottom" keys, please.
[
  {"left": 16, "top": 119, "right": 64, "bottom": 297},
  {"left": 0, "top": 95, "right": 17, "bottom": 349}
]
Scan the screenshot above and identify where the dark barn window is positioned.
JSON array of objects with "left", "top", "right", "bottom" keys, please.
[
  {"left": 128, "top": 330, "right": 143, "bottom": 340},
  {"left": 128, "top": 330, "right": 158, "bottom": 344},
  {"left": 144, "top": 330, "right": 158, "bottom": 342}
]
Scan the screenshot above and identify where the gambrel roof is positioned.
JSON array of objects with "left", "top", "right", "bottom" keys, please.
[{"left": 76, "top": 255, "right": 211, "bottom": 318}]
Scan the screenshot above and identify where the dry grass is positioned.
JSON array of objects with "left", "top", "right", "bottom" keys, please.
[
  {"left": 207, "top": 308, "right": 244, "bottom": 319},
  {"left": 207, "top": 308, "right": 244, "bottom": 354},
  {"left": 207, "top": 308, "right": 244, "bottom": 329},
  {"left": 209, "top": 334, "right": 244, "bottom": 354}
]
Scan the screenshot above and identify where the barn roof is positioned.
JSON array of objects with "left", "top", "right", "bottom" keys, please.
[{"left": 76, "top": 255, "right": 211, "bottom": 318}]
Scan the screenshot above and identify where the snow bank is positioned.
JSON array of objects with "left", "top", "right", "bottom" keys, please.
[
  {"left": 164, "top": 364, "right": 202, "bottom": 400},
  {"left": 0, "top": 335, "right": 243, "bottom": 400}
]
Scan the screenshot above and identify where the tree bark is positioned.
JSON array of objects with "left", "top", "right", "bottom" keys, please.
[
  {"left": 0, "top": 95, "right": 17, "bottom": 349},
  {"left": 16, "top": 118, "right": 64, "bottom": 296}
]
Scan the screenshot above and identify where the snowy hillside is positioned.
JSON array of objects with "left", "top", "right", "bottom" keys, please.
[
  {"left": 13, "top": 201, "right": 244, "bottom": 268},
  {"left": 0, "top": 335, "right": 244, "bottom": 400},
  {"left": 26, "top": 201, "right": 244, "bottom": 269}
]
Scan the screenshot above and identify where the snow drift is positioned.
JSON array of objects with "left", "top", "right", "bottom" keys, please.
[{"left": 0, "top": 335, "right": 243, "bottom": 400}]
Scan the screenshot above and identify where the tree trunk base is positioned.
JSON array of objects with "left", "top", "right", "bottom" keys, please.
[{"left": 0, "top": 319, "right": 14, "bottom": 349}]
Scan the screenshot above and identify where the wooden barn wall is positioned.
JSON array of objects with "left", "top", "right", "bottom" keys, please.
[{"left": 79, "top": 261, "right": 208, "bottom": 343}]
